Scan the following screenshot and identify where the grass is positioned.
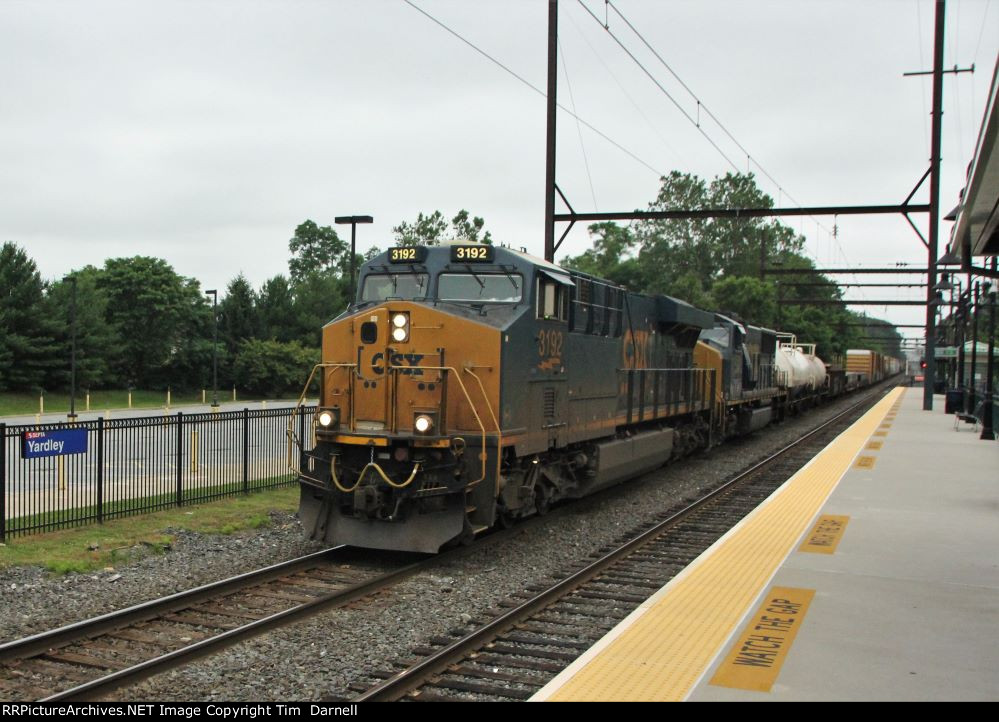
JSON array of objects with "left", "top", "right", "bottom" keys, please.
[
  {"left": 5, "top": 476, "right": 297, "bottom": 534},
  {"left": 0, "top": 483, "right": 300, "bottom": 574}
]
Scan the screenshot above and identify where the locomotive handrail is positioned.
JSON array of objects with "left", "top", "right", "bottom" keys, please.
[
  {"left": 287, "top": 363, "right": 356, "bottom": 475},
  {"left": 390, "top": 364, "right": 488, "bottom": 487},
  {"left": 462, "top": 367, "right": 503, "bottom": 497}
]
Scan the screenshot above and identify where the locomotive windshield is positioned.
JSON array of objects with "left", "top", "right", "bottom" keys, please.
[
  {"left": 361, "top": 273, "right": 430, "bottom": 301},
  {"left": 438, "top": 273, "right": 522, "bottom": 302}
]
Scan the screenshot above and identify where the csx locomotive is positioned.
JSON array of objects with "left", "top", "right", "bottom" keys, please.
[{"left": 289, "top": 242, "right": 899, "bottom": 553}]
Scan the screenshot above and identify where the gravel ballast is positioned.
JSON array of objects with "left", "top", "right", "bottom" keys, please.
[{"left": 1, "top": 387, "right": 888, "bottom": 700}]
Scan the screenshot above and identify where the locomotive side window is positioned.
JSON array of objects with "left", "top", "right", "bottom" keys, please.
[
  {"left": 360, "top": 273, "right": 429, "bottom": 302},
  {"left": 536, "top": 273, "right": 570, "bottom": 322},
  {"left": 438, "top": 273, "right": 522, "bottom": 302}
]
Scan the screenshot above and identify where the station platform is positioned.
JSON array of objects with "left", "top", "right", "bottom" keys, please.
[{"left": 532, "top": 388, "right": 999, "bottom": 701}]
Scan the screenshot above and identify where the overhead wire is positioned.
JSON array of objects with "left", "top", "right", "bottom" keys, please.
[
  {"left": 574, "top": 0, "right": 742, "bottom": 172},
  {"left": 579, "top": 0, "right": 873, "bottom": 289},
  {"left": 402, "top": 0, "right": 666, "bottom": 178},
  {"left": 563, "top": 6, "right": 686, "bottom": 167},
  {"left": 578, "top": 2, "right": 855, "bottom": 268}
]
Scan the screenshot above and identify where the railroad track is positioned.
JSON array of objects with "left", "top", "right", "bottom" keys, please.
[
  {"left": 0, "top": 496, "right": 559, "bottom": 701},
  {"left": 0, "top": 547, "right": 432, "bottom": 701},
  {"left": 351, "top": 385, "right": 892, "bottom": 702}
]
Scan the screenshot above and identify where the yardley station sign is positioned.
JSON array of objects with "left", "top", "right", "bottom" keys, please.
[{"left": 21, "top": 429, "right": 88, "bottom": 459}]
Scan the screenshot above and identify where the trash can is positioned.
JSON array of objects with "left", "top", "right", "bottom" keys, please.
[{"left": 945, "top": 388, "right": 965, "bottom": 414}]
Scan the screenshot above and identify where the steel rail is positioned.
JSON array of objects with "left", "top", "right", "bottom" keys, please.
[
  {"left": 0, "top": 547, "right": 343, "bottom": 664},
  {"left": 17, "top": 504, "right": 558, "bottom": 701},
  {"left": 42, "top": 554, "right": 436, "bottom": 701},
  {"left": 355, "top": 383, "right": 893, "bottom": 702}
]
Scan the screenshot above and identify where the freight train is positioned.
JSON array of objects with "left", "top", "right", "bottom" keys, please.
[{"left": 288, "top": 242, "right": 900, "bottom": 553}]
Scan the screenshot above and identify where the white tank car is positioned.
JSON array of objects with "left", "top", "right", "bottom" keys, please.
[{"left": 775, "top": 335, "right": 827, "bottom": 390}]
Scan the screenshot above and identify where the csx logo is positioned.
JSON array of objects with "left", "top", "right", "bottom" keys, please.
[{"left": 371, "top": 352, "right": 425, "bottom": 375}]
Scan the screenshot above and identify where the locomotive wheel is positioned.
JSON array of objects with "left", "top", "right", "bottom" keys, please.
[
  {"left": 535, "top": 485, "right": 553, "bottom": 516},
  {"left": 456, "top": 516, "right": 476, "bottom": 546},
  {"left": 496, "top": 506, "right": 516, "bottom": 529}
]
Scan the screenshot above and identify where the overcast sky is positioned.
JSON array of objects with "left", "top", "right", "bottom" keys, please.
[{"left": 2, "top": 0, "right": 997, "bottom": 336}]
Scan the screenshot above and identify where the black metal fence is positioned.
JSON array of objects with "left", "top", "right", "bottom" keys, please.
[{"left": 1, "top": 406, "right": 316, "bottom": 541}]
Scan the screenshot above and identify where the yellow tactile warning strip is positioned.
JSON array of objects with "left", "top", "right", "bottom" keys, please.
[
  {"left": 866, "top": 441, "right": 883, "bottom": 450},
  {"left": 534, "top": 387, "right": 904, "bottom": 702},
  {"left": 709, "top": 586, "right": 815, "bottom": 691},
  {"left": 798, "top": 514, "right": 850, "bottom": 554}
]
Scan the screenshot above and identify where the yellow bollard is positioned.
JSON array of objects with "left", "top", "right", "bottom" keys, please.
[
  {"left": 262, "top": 400, "right": 267, "bottom": 409},
  {"left": 58, "top": 456, "right": 65, "bottom": 491},
  {"left": 85, "top": 393, "right": 91, "bottom": 411},
  {"left": 232, "top": 386, "right": 237, "bottom": 402},
  {"left": 166, "top": 388, "right": 171, "bottom": 409},
  {"left": 202, "top": 389, "right": 206, "bottom": 404},
  {"left": 128, "top": 391, "right": 132, "bottom": 409},
  {"left": 106, "top": 409, "right": 111, "bottom": 419},
  {"left": 39, "top": 394, "right": 44, "bottom": 415},
  {"left": 190, "top": 430, "right": 198, "bottom": 473}
]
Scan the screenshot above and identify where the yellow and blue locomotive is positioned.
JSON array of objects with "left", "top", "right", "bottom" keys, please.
[{"left": 291, "top": 242, "right": 720, "bottom": 553}]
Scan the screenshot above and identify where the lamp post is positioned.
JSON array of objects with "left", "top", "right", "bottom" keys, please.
[
  {"left": 954, "top": 289, "right": 966, "bottom": 391},
  {"left": 334, "top": 215, "right": 373, "bottom": 304},
  {"left": 67, "top": 276, "right": 78, "bottom": 421},
  {"left": 969, "top": 281, "right": 980, "bottom": 413},
  {"left": 981, "top": 276, "right": 996, "bottom": 441},
  {"left": 205, "top": 289, "right": 219, "bottom": 409}
]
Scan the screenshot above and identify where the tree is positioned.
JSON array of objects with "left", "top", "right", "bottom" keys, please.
[
  {"left": 257, "top": 275, "right": 296, "bottom": 343},
  {"left": 98, "top": 256, "right": 201, "bottom": 388},
  {"left": 631, "top": 172, "right": 805, "bottom": 291},
  {"left": 44, "top": 271, "right": 118, "bottom": 390},
  {"left": 0, "top": 321, "right": 9, "bottom": 389},
  {"left": 393, "top": 210, "right": 493, "bottom": 246},
  {"left": 288, "top": 220, "right": 348, "bottom": 282},
  {"left": 219, "top": 274, "right": 258, "bottom": 357},
  {"left": 710, "top": 276, "right": 777, "bottom": 327},
  {"left": 0, "top": 242, "right": 59, "bottom": 390},
  {"left": 161, "top": 278, "right": 216, "bottom": 389},
  {"left": 291, "top": 273, "right": 348, "bottom": 347},
  {"left": 563, "top": 222, "right": 644, "bottom": 289}
]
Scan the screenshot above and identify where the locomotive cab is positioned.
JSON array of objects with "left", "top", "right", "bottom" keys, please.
[{"left": 295, "top": 243, "right": 551, "bottom": 552}]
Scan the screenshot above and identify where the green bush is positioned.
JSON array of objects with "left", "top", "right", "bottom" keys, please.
[{"left": 233, "top": 338, "right": 319, "bottom": 397}]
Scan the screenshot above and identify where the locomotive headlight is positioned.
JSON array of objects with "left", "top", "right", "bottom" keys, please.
[
  {"left": 316, "top": 407, "right": 339, "bottom": 429},
  {"left": 413, "top": 413, "right": 435, "bottom": 435},
  {"left": 391, "top": 312, "right": 410, "bottom": 343}
]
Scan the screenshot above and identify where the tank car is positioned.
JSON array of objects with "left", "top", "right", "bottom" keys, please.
[
  {"left": 776, "top": 333, "right": 828, "bottom": 405},
  {"left": 290, "top": 243, "right": 719, "bottom": 553}
]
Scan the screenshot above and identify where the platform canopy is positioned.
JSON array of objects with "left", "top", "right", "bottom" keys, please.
[{"left": 951, "top": 56, "right": 999, "bottom": 257}]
